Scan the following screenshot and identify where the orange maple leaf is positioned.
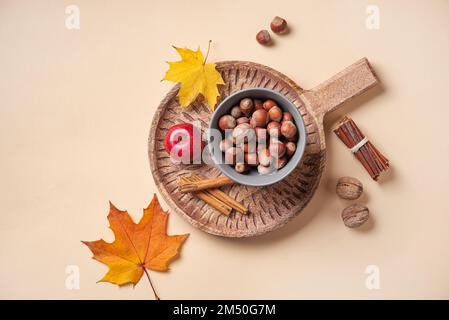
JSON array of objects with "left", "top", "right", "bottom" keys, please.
[{"left": 82, "top": 194, "right": 188, "bottom": 299}]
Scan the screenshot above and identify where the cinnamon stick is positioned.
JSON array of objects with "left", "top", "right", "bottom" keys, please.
[
  {"left": 333, "top": 116, "right": 389, "bottom": 180},
  {"left": 178, "top": 177, "right": 232, "bottom": 216},
  {"left": 178, "top": 176, "right": 234, "bottom": 193},
  {"left": 189, "top": 174, "right": 248, "bottom": 214}
]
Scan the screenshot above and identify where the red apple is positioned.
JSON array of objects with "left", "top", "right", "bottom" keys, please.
[{"left": 164, "top": 123, "right": 203, "bottom": 164}]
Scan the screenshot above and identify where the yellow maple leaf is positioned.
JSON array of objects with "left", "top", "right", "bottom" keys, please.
[
  {"left": 162, "top": 42, "right": 225, "bottom": 110},
  {"left": 82, "top": 194, "right": 188, "bottom": 300}
]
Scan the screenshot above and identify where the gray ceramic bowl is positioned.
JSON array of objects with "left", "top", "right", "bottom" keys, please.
[{"left": 208, "top": 88, "right": 307, "bottom": 187}]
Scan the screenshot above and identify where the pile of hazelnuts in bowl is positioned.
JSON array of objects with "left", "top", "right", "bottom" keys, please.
[{"left": 217, "top": 97, "right": 298, "bottom": 175}]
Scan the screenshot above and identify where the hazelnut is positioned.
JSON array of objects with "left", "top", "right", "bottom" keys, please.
[
  {"left": 268, "top": 106, "right": 283, "bottom": 122},
  {"left": 283, "top": 112, "right": 293, "bottom": 122},
  {"left": 254, "top": 99, "right": 264, "bottom": 110},
  {"left": 219, "top": 138, "right": 233, "bottom": 152},
  {"left": 244, "top": 153, "right": 258, "bottom": 166},
  {"left": 267, "top": 121, "right": 281, "bottom": 137},
  {"left": 257, "top": 148, "right": 271, "bottom": 167},
  {"left": 341, "top": 204, "right": 369, "bottom": 228},
  {"left": 239, "top": 98, "right": 254, "bottom": 116},
  {"left": 286, "top": 133, "right": 298, "bottom": 142},
  {"left": 256, "top": 30, "right": 271, "bottom": 45},
  {"left": 270, "top": 16, "right": 288, "bottom": 34},
  {"left": 336, "top": 177, "right": 363, "bottom": 200},
  {"left": 218, "top": 115, "right": 236, "bottom": 131},
  {"left": 243, "top": 142, "right": 256, "bottom": 153},
  {"left": 233, "top": 124, "right": 255, "bottom": 145},
  {"left": 274, "top": 156, "right": 288, "bottom": 169},
  {"left": 269, "top": 140, "right": 286, "bottom": 158},
  {"left": 224, "top": 147, "right": 237, "bottom": 164},
  {"left": 257, "top": 143, "right": 267, "bottom": 152},
  {"left": 255, "top": 127, "right": 268, "bottom": 143},
  {"left": 257, "top": 164, "right": 274, "bottom": 175},
  {"left": 285, "top": 142, "right": 296, "bottom": 157},
  {"left": 235, "top": 163, "right": 248, "bottom": 173},
  {"left": 226, "top": 146, "right": 244, "bottom": 163},
  {"left": 230, "top": 105, "right": 243, "bottom": 118},
  {"left": 251, "top": 109, "right": 269, "bottom": 127},
  {"left": 236, "top": 116, "right": 250, "bottom": 125},
  {"left": 263, "top": 99, "right": 276, "bottom": 111},
  {"left": 280, "top": 121, "right": 297, "bottom": 138},
  {"left": 235, "top": 122, "right": 251, "bottom": 129}
]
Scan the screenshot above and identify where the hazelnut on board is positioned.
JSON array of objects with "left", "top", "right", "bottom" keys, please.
[
  {"left": 336, "top": 176, "right": 363, "bottom": 200},
  {"left": 341, "top": 204, "right": 369, "bottom": 228}
]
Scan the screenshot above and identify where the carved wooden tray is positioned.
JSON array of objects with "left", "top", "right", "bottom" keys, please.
[{"left": 148, "top": 60, "right": 378, "bottom": 237}]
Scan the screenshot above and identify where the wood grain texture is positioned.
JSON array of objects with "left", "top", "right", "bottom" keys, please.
[{"left": 148, "top": 61, "right": 324, "bottom": 237}]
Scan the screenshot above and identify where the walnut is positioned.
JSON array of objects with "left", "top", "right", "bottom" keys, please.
[
  {"left": 336, "top": 176, "right": 363, "bottom": 200},
  {"left": 341, "top": 204, "right": 369, "bottom": 228}
]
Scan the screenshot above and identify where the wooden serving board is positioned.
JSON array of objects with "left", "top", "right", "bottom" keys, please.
[
  {"left": 149, "top": 59, "right": 378, "bottom": 237},
  {"left": 148, "top": 61, "right": 325, "bottom": 237}
]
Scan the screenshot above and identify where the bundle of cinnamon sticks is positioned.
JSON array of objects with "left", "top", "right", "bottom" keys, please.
[
  {"left": 178, "top": 174, "right": 247, "bottom": 215},
  {"left": 333, "top": 116, "right": 389, "bottom": 180}
]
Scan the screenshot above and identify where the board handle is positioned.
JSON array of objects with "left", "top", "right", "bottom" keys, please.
[{"left": 300, "top": 58, "right": 378, "bottom": 119}]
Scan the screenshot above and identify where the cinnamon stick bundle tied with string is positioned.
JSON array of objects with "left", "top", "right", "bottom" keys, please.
[{"left": 333, "top": 116, "right": 389, "bottom": 180}]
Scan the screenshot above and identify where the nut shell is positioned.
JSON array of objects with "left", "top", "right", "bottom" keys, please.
[
  {"left": 285, "top": 142, "right": 296, "bottom": 157},
  {"left": 239, "top": 98, "right": 254, "bottom": 116},
  {"left": 256, "top": 30, "right": 271, "bottom": 45},
  {"left": 230, "top": 105, "right": 243, "bottom": 118},
  {"left": 257, "top": 164, "right": 274, "bottom": 175},
  {"left": 274, "top": 156, "right": 287, "bottom": 169},
  {"left": 270, "top": 16, "right": 288, "bottom": 34},
  {"left": 282, "top": 112, "right": 293, "bottom": 122},
  {"left": 257, "top": 148, "right": 271, "bottom": 167},
  {"left": 263, "top": 99, "right": 276, "bottom": 111},
  {"left": 254, "top": 99, "right": 264, "bottom": 110},
  {"left": 268, "top": 106, "right": 283, "bottom": 122},
  {"left": 235, "top": 163, "right": 248, "bottom": 173},
  {"left": 244, "top": 153, "right": 258, "bottom": 166},
  {"left": 236, "top": 116, "right": 250, "bottom": 125},
  {"left": 251, "top": 109, "right": 269, "bottom": 127},
  {"left": 218, "top": 115, "right": 236, "bottom": 131},
  {"left": 336, "top": 176, "right": 363, "bottom": 200},
  {"left": 269, "top": 140, "right": 286, "bottom": 158},
  {"left": 341, "top": 204, "right": 369, "bottom": 228},
  {"left": 219, "top": 138, "right": 233, "bottom": 152},
  {"left": 267, "top": 121, "right": 281, "bottom": 137},
  {"left": 280, "top": 121, "right": 297, "bottom": 138}
]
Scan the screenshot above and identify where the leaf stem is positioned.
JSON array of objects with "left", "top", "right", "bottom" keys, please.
[
  {"left": 203, "top": 40, "right": 212, "bottom": 65},
  {"left": 143, "top": 267, "right": 160, "bottom": 300}
]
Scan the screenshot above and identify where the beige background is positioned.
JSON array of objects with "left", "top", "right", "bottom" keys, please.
[{"left": 1, "top": 0, "right": 449, "bottom": 299}]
